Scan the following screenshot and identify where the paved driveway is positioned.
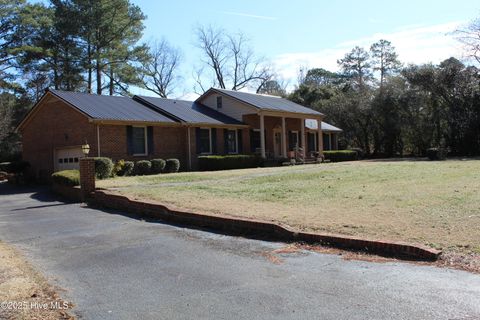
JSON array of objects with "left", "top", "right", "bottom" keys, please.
[{"left": 0, "top": 183, "right": 479, "bottom": 320}]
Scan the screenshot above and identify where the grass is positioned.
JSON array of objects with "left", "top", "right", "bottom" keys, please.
[
  {"left": 0, "top": 241, "right": 73, "bottom": 319},
  {"left": 97, "top": 159, "right": 480, "bottom": 255}
]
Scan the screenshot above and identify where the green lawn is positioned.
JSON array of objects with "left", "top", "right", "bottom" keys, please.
[{"left": 97, "top": 159, "right": 480, "bottom": 254}]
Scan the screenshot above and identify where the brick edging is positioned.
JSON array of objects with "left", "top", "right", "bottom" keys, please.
[{"left": 90, "top": 190, "right": 442, "bottom": 261}]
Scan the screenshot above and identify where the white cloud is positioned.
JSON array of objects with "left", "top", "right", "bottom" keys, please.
[{"left": 273, "top": 21, "right": 465, "bottom": 87}]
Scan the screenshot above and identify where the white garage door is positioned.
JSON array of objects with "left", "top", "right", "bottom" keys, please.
[{"left": 56, "top": 147, "right": 83, "bottom": 171}]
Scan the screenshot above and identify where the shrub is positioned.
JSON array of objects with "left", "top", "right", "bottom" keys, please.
[
  {"left": 0, "top": 161, "right": 30, "bottom": 173},
  {"left": 350, "top": 148, "right": 365, "bottom": 159},
  {"left": 0, "top": 171, "right": 8, "bottom": 180},
  {"left": 198, "top": 155, "right": 260, "bottom": 171},
  {"left": 122, "top": 161, "right": 135, "bottom": 176},
  {"left": 151, "top": 159, "right": 166, "bottom": 174},
  {"left": 94, "top": 157, "right": 114, "bottom": 179},
  {"left": 134, "top": 160, "right": 152, "bottom": 175},
  {"left": 164, "top": 158, "right": 180, "bottom": 173},
  {"left": 426, "top": 147, "right": 447, "bottom": 161},
  {"left": 0, "top": 162, "right": 11, "bottom": 172},
  {"left": 112, "top": 160, "right": 135, "bottom": 177},
  {"left": 51, "top": 170, "right": 80, "bottom": 186},
  {"left": 323, "top": 150, "right": 358, "bottom": 162},
  {"left": 112, "top": 159, "right": 125, "bottom": 176}
]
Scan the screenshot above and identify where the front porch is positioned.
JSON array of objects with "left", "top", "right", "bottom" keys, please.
[{"left": 242, "top": 113, "right": 324, "bottom": 162}]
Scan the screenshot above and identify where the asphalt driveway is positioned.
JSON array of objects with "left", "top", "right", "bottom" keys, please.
[{"left": 0, "top": 182, "right": 479, "bottom": 320}]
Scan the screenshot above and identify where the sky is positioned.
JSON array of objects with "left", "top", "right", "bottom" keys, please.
[{"left": 130, "top": 0, "right": 479, "bottom": 97}]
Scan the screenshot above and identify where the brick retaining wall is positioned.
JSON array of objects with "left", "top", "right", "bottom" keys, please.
[{"left": 90, "top": 190, "right": 442, "bottom": 261}]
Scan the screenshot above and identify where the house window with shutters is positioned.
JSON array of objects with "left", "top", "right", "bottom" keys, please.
[
  {"left": 226, "top": 130, "right": 238, "bottom": 154},
  {"left": 199, "top": 128, "right": 212, "bottom": 154},
  {"left": 132, "top": 126, "right": 147, "bottom": 156}
]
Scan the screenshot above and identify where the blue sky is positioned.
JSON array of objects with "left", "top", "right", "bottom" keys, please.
[{"left": 130, "top": 0, "right": 479, "bottom": 97}]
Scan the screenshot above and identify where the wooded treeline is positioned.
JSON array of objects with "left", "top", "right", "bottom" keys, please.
[
  {"left": 1, "top": 0, "right": 479, "bottom": 160},
  {"left": 289, "top": 41, "right": 480, "bottom": 157}
]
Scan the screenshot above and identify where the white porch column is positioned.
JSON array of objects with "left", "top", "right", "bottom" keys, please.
[
  {"left": 301, "top": 118, "right": 306, "bottom": 157},
  {"left": 281, "top": 117, "right": 287, "bottom": 158},
  {"left": 260, "top": 113, "right": 266, "bottom": 159},
  {"left": 317, "top": 119, "right": 323, "bottom": 155}
]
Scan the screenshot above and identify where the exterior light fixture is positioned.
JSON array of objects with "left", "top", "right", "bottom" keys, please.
[{"left": 81, "top": 141, "right": 90, "bottom": 156}]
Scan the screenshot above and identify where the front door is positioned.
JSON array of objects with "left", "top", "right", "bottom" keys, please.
[{"left": 273, "top": 129, "right": 282, "bottom": 158}]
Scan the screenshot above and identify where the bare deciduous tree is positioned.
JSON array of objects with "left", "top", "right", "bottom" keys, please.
[
  {"left": 140, "top": 39, "right": 182, "bottom": 98},
  {"left": 194, "top": 25, "right": 273, "bottom": 93},
  {"left": 455, "top": 18, "right": 480, "bottom": 65}
]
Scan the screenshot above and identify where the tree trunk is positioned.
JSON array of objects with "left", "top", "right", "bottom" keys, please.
[
  {"left": 87, "top": 42, "right": 92, "bottom": 93},
  {"left": 109, "top": 66, "right": 114, "bottom": 96},
  {"left": 53, "top": 55, "right": 59, "bottom": 90},
  {"left": 96, "top": 58, "right": 102, "bottom": 95}
]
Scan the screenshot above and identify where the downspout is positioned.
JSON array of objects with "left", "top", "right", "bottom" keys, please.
[
  {"left": 187, "top": 126, "right": 192, "bottom": 170},
  {"left": 97, "top": 124, "right": 101, "bottom": 157}
]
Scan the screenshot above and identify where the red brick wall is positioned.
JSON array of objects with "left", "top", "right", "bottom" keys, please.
[
  {"left": 21, "top": 97, "right": 97, "bottom": 181},
  {"left": 98, "top": 125, "right": 188, "bottom": 170}
]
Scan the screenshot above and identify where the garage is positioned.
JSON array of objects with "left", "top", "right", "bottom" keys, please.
[{"left": 55, "top": 146, "right": 83, "bottom": 171}]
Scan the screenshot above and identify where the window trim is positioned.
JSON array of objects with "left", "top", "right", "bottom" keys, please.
[
  {"left": 216, "top": 96, "right": 223, "bottom": 109},
  {"left": 132, "top": 126, "right": 148, "bottom": 156},
  {"left": 199, "top": 127, "right": 212, "bottom": 155},
  {"left": 226, "top": 129, "right": 238, "bottom": 154}
]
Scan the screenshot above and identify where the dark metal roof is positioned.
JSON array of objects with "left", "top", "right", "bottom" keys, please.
[
  {"left": 305, "top": 119, "right": 343, "bottom": 132},
  {"left": 201, "top": 88, "right": 324, "bottom": 116},
  {"left": 134, "top": 96, "right": 244, "bottom": 126},
  {"left": 49, "top": 89, "right": 176, "bottom": 123}
]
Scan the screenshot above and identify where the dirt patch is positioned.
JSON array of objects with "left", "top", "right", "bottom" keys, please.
[
  {"left": 0, "top": 241, "right": 74, "bottom": 320},
  {"left": 261, "top": 243, "right": 480, "bottom": 274}
]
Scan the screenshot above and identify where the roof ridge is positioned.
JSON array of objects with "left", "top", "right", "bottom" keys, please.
[
  {"left": 213, "top": 87, "right": 282, "bottom": 99},
  {"left": 49, "top": 88, "right": 131, "bottom": 99}
]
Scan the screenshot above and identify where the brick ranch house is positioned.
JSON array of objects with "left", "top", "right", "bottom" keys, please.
[{"left": 17, "top": 87, "right": 342, "bottom": 181}]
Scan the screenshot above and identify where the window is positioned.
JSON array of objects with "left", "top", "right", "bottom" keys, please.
[
  {"left": 132, "top": 126, "right": 147, "bottom": 155},
  {"left": 199, "top": 128, "right": 212, "bottom": 154},
  {"left": 216, "top": 96, "right": 222, "bottom": 109},
  {"left": 226, "top": 130, "right": 238, "bottom": 154},
  {"left": 289, "top": 131, "right": 299, "bottom": 150},
  {"left": 308, "top": 132, "right": 317, "bottom": 152},
  {"left": 323, "top": 133, "right": 331, "bottom": 151},
  {"left": 251, "top": 129, "right": 261, "bottom": 152}
]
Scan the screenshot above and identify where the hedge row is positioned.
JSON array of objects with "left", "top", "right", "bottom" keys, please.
[
  {"left": 426, "top": 147, "right": 447, "bottom": 161},
  {"left": 323, "top": 150, "right": 358, "bottom": 162},
  {"left": 198, "top": 155, "right": 260, "bottom": 171},
  {"left": 51, "top": 170, "right": 80, "bottom": 186}
]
